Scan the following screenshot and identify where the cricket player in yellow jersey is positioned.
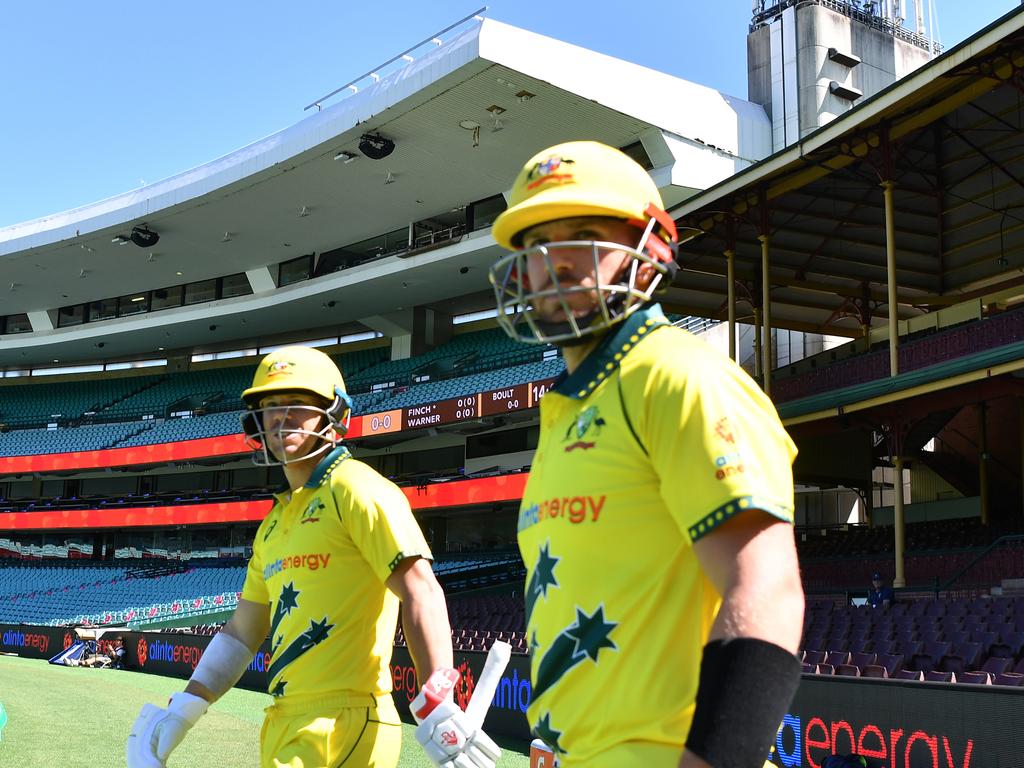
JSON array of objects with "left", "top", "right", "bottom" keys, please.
[
  {"left": 489, "top": 142, "right": 805, "bottom": 768},
  {"left": 127, "top": 346, "right": 499, "bottom": 768}
]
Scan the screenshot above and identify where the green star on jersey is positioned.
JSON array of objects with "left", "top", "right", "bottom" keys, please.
[
  {"left": 526, "top": 542, "right": 559, "bottom": 623},
  {"left": 533, "top": 713, "right": 566, "bottom": 756},
  {"left": 565, "top": 606, "right": 617, "bottom": 662}
]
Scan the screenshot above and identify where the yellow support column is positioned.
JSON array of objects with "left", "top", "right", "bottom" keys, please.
[
  {"left": 893, "top": 455, "right": 906, "bottom": 588},
  {"left": 759, "top": 234, "right": 772, "bottom": 397},
  {"left": 753, "top": 307, "right": 762, "bottom": 382},
  {"left": 725, "top": 248, "right": 737, "bottom": 362},
  {"left": 882, "top": 180, "right": 899, "bottom": 377}
]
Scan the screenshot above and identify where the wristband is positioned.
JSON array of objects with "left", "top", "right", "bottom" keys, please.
[
  {"left": 189, "top": 632, "right": 255, "bottom": 699},
  {"left": 685, "top": 638, "right": 801, "bottom": 768}
]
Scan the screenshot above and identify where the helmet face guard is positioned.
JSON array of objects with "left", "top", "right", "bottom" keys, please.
[
  {"left": 240, "top": 388, "right": 351, "bottom": 467},
  {"left": 489, "top": 214, "right": 677, "bottom": 346}
]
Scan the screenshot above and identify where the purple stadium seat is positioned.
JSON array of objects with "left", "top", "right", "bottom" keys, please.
[
  {"left": 877, "top": 653, "right": 905, "bottom": 676},
  {"left": 861, "top": 664, "right": 888, "bottom": 679},
  {"left": 1014, "top": 657, "right": 1024, "bottom": 674},
  {"left": 826, "top": 650, "right": 851, "bottom": 667},
  {"left": 893, "top": 669, "right": 923, "bottom": 681},
  {"left": 801, "top": 663, "right": 816, "bottom": 674},
  {"left": 993, "top": 672, "right": 1024, "bottom": 687},
  {"left": 816, "top": 663, "right": 835, "bottom": 675},
  {"left": 910, "top": 653, "right": 937, "bottom": 673},
  {"left": 850, "top": 651, "right": 876, "bottom": 668},
  {"left": 924, "top": 671, "right": 954, "bottom": 683},
  {"left": 958, "top": 671, "right": 991, "bottom": 685},
  {"left": 973, "top": 630, "right": 999, "bottom": 652},
  {"left": 946, "top": 629, "right": 971, "bottom": 646},
  {"left": 848, "top": 638, "right": 873, "bottom": 653},
  {"left": 804, "top": 650, "right": 827, "bottom": 666},
  {"left": 836, "top": 664, "right": 861, "bottom": 677},
  {"left": 980, "top": 656, "right": 1013, "bottom": 676}
]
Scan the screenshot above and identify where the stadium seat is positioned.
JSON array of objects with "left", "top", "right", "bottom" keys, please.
[
  {"left": 893, "top": 669, "right": 923, "bottom": 681},
  {"left": 860, "top": 665, "right": 888, "bottom": 679},
  {"left": 957, "top": 671, "right": 991, "bottom": 685},
  {"left": 836, "top": 664, "right": 860, "bottom": 677},
  {"left": 924, "top": 671, "right": 954, "bottom": 683},
  {"left": 993, "top": 673, "right": 1024, "bottom": 687}
]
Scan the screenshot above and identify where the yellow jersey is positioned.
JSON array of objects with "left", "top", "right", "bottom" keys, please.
[
  {"left": 517, "top": 304, "right": 796, "bottom": 764},
  {"left": 241, "top": 445, "right": 432, "bottom": 699}
]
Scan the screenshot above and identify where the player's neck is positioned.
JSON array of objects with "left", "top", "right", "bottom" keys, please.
[
  {"left": 561, "top": 335, "right": 603, "bottom": 375},
  {"left": 282, "top": 454, "right": 321, "bottom": 492}
]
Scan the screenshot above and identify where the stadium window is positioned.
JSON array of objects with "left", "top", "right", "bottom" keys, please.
[
  {"left": 220, "top": 272, "right": 252, "bottom": 299},
  {"left": 34, "top": 364, "right": 104, "bottom": 377},
  {"left": 619, "top": 140, "right": 653, "bottom": 171},
  {"left": 184, "top": 278, "right": 217, "bottom": 305},
  {"left": 315, "top": 245, "right": 360, "bottom": 276},
  {"left": 279, "top": 254, "right": 314, "bottom": 286},
  {"left": 118, "top": 292, "right": 151, "bottom": 316},
  {"left": 57, "top": 304, "right": 86, "bottom": 327},
  {"left": 467, "top": 193, "right": 507, "bottom": 232},
  {"left": 105, "top": 359, "right": 166, "bottom": 371},
  {"left": 87, "top": 298, "right": 117, "bottom": 322},
  {"left": 1, "top": 369, "right": 29, "bottom": 378},
  {"left": 2, "top": 313, "right": 32, "bottom": 334},
  {"left": 339, "top": 330, "right": 382, "bottom": 344},
  {"left": 453, "top": 306, "right": 514, "bottom": 325},
  {"left": 151, "top": 285, "right": 184, "bottom": 311}
]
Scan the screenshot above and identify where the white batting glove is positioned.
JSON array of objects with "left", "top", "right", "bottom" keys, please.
[
  {"left": 412, "top": 668, "right": 501, "bottom": 768},
  {"left": 126, "top": 692, "right": 209, "bottom": 767}
]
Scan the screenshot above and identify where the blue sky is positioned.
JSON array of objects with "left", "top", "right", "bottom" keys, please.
[{"left": 1, "top": 0, "right": 1019, "bottom": 228}]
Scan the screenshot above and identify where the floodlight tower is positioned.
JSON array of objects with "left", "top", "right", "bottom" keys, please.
[{"left": 747, "top": 0, "right": 938, "bottom": 152}]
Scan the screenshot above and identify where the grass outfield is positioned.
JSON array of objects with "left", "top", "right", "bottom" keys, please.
[{"left": 0, "top": 655, "right": 531, "bottom": 767}]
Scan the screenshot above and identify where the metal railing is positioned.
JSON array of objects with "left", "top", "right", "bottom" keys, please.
[
  {"left": 935, "top": 534, "right": 1024, "bottom": 598},
  {"left": 304, "top": 7, "right": 487, "bottom": 112},
  {"left": 750, "top": 0, "right": 938, "bottom": 51}
]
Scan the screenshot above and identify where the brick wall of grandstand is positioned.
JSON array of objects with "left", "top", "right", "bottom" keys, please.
[
  {"left": 774, "top": 305, "right": 1024, "bottom": 403},
  {"left": 0, "top": 422, "right": 146, "bottom": 456},
  {"left": 0, "top": 563, "right": 246, "bottom": 625},
  {"left": 800, "top": 597, "right": 1024, "bottom": 683}
]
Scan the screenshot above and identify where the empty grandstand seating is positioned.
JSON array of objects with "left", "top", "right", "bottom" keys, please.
[
  {"left": 0, "top": 328, "right": 564, "bottom": 456},
  {"left": 774, "top": 305, "right": 1024, "bottom": 403},
  {"left": 0, "top": 561, "right": 244, "bottom": 626},
  {"left": 801, "top": 596, "right": 1024, "bottom": 684}
]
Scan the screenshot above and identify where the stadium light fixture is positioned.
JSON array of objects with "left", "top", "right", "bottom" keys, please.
[
  {"left": 334, "top": 151, "right": 357, "bottom": 163},
  {"left": 129, "top": 226, "right": 160, "bottom": 248},
  {"left": 358, "top": 133, "right": 396, "bottom": 160}
]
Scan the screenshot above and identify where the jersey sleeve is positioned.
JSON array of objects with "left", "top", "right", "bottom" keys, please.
[
  {"left": 334, "top": 463, "right": 433, "bottom": 584},
  {"left": 240, "top": 513, "right": 272, "bottom": 604},
  {"left": 635, "top": 335, "right": 797, "bottom": 543}
]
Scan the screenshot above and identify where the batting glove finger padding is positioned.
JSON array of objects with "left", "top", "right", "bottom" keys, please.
[
  {"left": 415, "top": 699, "right": 501, "bottom": 768},
  {"left": 126, "top": 692, "right": 209, "bottom": 767}
]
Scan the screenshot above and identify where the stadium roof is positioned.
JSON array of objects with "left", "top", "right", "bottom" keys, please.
[
  {"left": 0, "top": 17, "right": 768, "bottom": 368},
  {"left": 668, "top": 6, "right": 1024, "bottom": 337}
]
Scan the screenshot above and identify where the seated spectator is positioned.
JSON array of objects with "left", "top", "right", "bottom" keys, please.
[
  {"left": 867, "top": 572, "right": 894, "bottom": 608},
  {"left": 111, "top": 638, "right": 125, "bottom": 670}
]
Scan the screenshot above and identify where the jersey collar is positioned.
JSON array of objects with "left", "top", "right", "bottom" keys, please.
[
  {"left": 304, "top": 444, "right": 352, "bottom": 488},
  {"left": 552, "top": 303, "right": 670, "bottom": 400}
]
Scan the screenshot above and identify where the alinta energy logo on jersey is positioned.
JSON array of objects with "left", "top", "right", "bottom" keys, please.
[
  {"left": 563, "top": 406, "right": 605, "bottom": 453},
  {"left": 526, "top": 155, "right": 575, "bottom": 191}
]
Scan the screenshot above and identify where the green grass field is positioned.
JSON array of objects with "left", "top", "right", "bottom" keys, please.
[{"left": 0, "top": 655, "right": 530, "bottom": 767}]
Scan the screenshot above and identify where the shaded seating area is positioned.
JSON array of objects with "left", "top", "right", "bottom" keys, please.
[{"left": 800, "top": 597, "right": 1024, "bottom": 685}]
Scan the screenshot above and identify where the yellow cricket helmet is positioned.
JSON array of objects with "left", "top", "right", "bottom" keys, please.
[
  {"left": 492, "top": 140, "right": 677, "bottom": 258},
  {"left": 243, "top": 346, "right": 348, "bottom": 406},
  {"left": 489, "top": 141, "right": 680, "bottom": 346},
  {"left": 240, "top": 346, "right": 352, "bottom": 466}
]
